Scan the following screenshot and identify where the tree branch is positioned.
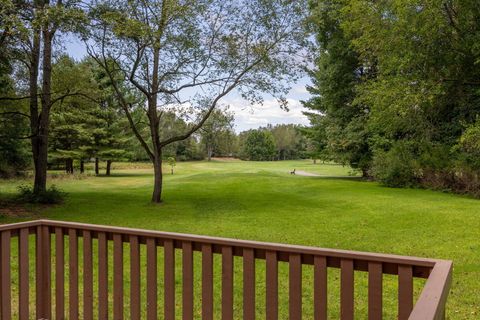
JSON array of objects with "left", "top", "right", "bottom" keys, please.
[
  {"left": 87, "top": 34, "right": 155, "bottom": 161},
  {"left": 0, "top": 111, "right": 31, "bottom": 118},
  {"left": 159, "top": 57, "right": 264, "bottom": 147}
]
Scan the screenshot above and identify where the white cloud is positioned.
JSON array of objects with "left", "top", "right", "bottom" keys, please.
[{"left": 221, "top": 97, "right": 310, "bottom": 132}]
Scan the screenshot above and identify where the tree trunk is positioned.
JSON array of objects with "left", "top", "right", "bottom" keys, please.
[
  {"left": 65, "top": 159, "right": 73, "bottom": 174},
  {"left": 29, "top": 19, "right": 43, "bottom": 194},
  {"left": 361, "top": 167, "right": 370, "bottom": 179},
  {"left": 95, "top": 158, "right": 99, "bottom": 175},
  {"left": 207, "top": 144, "right": 213, "bottom": 161},
  {"left": 152, "top": 154, "right": 163, "bottom": 203},
  {"left": 313, "top": 158, "right": 317, "bottom": 164},
  {"left": 32, "top": 15, "right": 54, "bottom": 194},
  {"left": 80, "top": 160, "right": 84, "bottom": 174},
  {"left": 33, "top": 134, "right": 48, "bottom": 193},
  {"left": 106, "top": 160, "right": 112, "bottom": 176}
]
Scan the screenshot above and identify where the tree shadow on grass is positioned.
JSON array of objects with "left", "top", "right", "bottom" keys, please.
[{"left": 312, "top": 176, "right": 365, "bottom": 182}]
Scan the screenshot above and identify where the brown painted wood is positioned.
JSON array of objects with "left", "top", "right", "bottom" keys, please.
[
  {"left": 182, "top": 241, "right": 194, "bottom": 320},
  {"left": 368, "top": 262, "right": 383, "bottom": 320},
  {"left": 33, "top": 220, "right": 440, "bottom": 271},
  {"left": 113, "top": 234, "right": 124, "bottom": 320},
  {"left": 243, "top": 248, "right": 255, "bottom": 320},
  {"left": 266, "top": 251, "right": 278, "bottom": 320},
  {"left": 289, "top": 254, "right": 302, "bottom": 320},
  {"left": 68, "top": 229, "right": 79, "bottom": 320},
  {"left": 36, "top": 225, "right": 51, "bottom": 319},
  {"left": 164, "top": 239, "right": 175, "bottom": 320},
  {"left": 130, "top": 235, "right": 141, "bottom": 320},
  {"left": 55, "top": 227, "right": 65, "bottom": 320},
  {"left": 398, "top": 265, "right": 413, "bottom": 320},
  {"left": 222, "top": 246, "right": 234, "bottom": 320},
  {"left": 43, "top": 226, "right": 52, "bottom": 318},
  {"left": 314, "top": 256, "right": 327, "bottom": 320},
  {"left": 1, "top": 231, "right": 11, "bottom": 320},
  {"left": 18, "top": 228, "right": 29, "bottom": 320},
  {"left": 35, "top": 226, "right": 42, "bottom": 318},
  {"left": 129, "top": 235, "right": 140, "bottom": 320},
  {"left": 409, "top": 261, "right": 452, "bottom": 320},
  {"left": 98, "top": 232, "right": 108, "bottom": 320},
  {"left": 340, "top": 259, "right": 354, "bottom": 320},
  {"left": 83, "top": 230, "right": 93, "bottom": 320},
  {"left": 202, "top": 244, "right": 213, "bottom": 320},
  {"left": 0, "top": 220, "right": 454, "bottom": 320},
  {"left": 146, "top": 238, "right": 157, "bottom": 320},
  {"left": 0, "top": 234, "right": 1, "bottom": 320}
]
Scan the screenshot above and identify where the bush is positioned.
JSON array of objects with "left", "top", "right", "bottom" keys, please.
[
  {"left": 16, "top": 185, "right": 66, "bottom": 204},
  {"left": 371, "top": 142, "right": 419, "bottom": 188}
]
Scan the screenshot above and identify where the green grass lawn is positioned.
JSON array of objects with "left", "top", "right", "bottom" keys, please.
[{"left": 0, "top": 159, "right": 478, "bottom": 319}]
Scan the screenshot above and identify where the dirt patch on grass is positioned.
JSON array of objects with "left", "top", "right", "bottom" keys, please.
[{"left": 0, "top": 199, "right": 46, "bottom": 219}]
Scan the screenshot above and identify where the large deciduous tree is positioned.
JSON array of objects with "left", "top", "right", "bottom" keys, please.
[
  {"left": 88, "top": 0, "right": 308, "bottom": 202},
  {"left": 2, "top": 0, "right": 84, "bottom": 193}
]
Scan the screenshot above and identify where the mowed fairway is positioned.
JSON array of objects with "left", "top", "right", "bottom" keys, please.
[{"left": 0, "top": 159, "right": 478, "bottom": 319}]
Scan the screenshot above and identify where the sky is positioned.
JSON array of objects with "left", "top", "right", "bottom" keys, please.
[{"left": 65, "top": 37, "right": 312, "bottom": 133}]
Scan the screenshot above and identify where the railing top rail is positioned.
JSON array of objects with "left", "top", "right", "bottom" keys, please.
[
  {"left": 0, "top": 219, "right": 445, "bottom": 268},
  {"left": 0, "top": 219, "right": 42, "bottom": 231},
  {"left": 408, "top": 260, "right": 453, "bottom": 320}
]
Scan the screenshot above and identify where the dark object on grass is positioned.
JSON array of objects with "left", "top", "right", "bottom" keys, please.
[
  {"left": 290, "top": 169, "right": 296, "bottom": 175},
  {"left": 16, "top": 184, "right": 66, "bottom": 204}
]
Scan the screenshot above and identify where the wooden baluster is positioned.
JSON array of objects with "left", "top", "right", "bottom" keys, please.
[
  {"left": 243, "top": 248, "right": 255, "bottom": 320},
  {"left": 98, "top": 232, "right": 108, "bottom": 320},
  {"left": 146, "top": 238, "right": 157, "bottom": 320},
  {"left": 398, "top": 265, "right": 413, "bottom": 320},
  {"left": 222, "top": 246, "right": 234, "bottom": 320},
  {"left": 130, "top": 235, "right": 141, "bottom": 320},
  {"left": 113, "top": 234, "right": 124, "bottom": 320},
  {"left": 69, "top": 229, "right": 79, "bottom": 320},
  {"left": 314, "top": 256, "right": 327, "bottom": 320},
  {"left": 340, "top": 259, "right": 354, "bottom": 320},
  {"left": 182, "top": 241, "right": 194, "bottom": 320},
  {"left": 266, "top": 251, "right": 278, "bottom": 320},
  {"left": 164, "top": 239, "right": 175, "bottom": 320},
  {"left": 18, "top": 228, "right": 29, "bottom": 320},
  {"left": 202, "top": 244, "right": 213, "bottom": 320},
  {"left": 83, "top": 230, "right": 93, "bottom": 320},
  {"left": 289, "top": 254, "right": 302, "bottom": 320},
  {"left": 36, "top": 225, "right": 51, "bottom": 319},
  {"left": 1, "top": 231, "right": 11, "bottom": 320},
  {"left": 368, "top": 262, "right": 383, "bottom": 320},
  {"left": 55, "top": 227, "right": 65, "bottom": 320}
]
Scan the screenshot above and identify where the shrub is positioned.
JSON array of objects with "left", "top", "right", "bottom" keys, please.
[
  {"left": 16, "top": 185, "right": 66, "bottom": 204},
  {"left": 371, "top": 142, "right": 419, "bottom": 188}
]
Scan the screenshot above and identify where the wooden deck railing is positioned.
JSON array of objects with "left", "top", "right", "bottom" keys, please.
[{"left": 0, "top": 220, "right": 452, "bottom": 319}]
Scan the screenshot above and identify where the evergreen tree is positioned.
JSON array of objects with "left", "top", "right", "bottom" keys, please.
[
  {"left": 303, "top": 0, "right": 373, "bottom": 176},
  {"left": 49, "top": 56, "right": 131, "bottom": 175}
]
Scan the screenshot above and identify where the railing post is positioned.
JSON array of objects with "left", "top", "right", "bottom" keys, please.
[{"left": 36, "top": 225, "right": 51, "bottom": 319}]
